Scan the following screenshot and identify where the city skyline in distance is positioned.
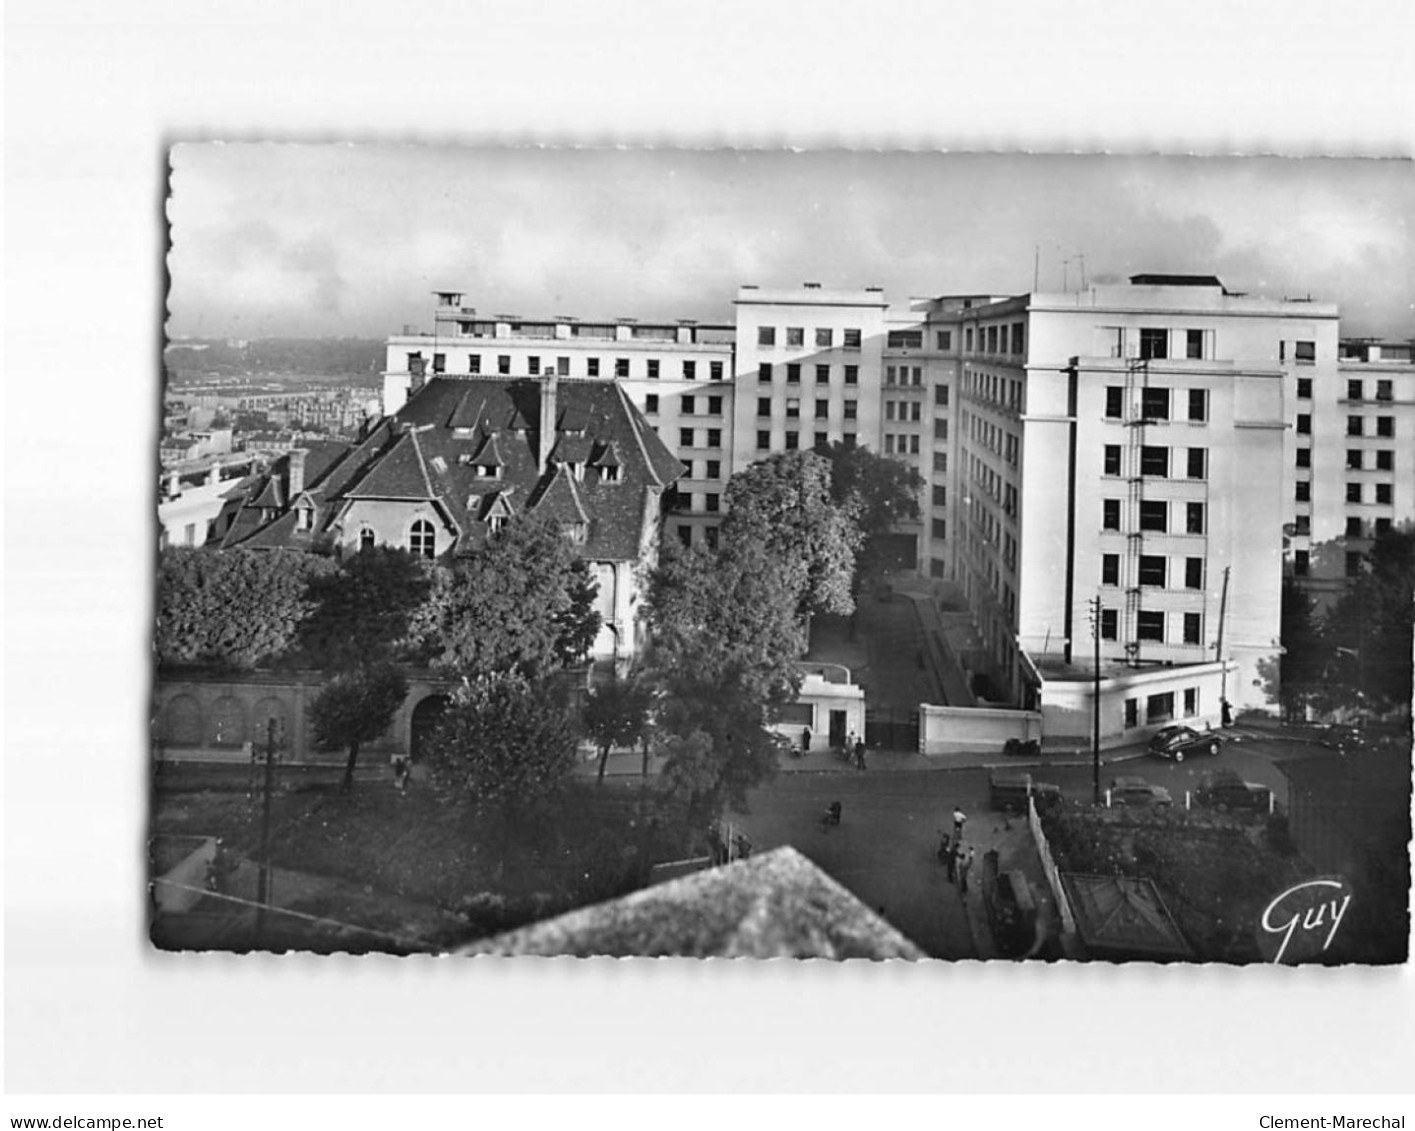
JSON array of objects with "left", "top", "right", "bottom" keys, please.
[{"left": 167, "top": 147, "right": 1414, "bottom": 342}]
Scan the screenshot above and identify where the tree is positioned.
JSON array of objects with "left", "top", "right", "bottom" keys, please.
[
  {"left": 814, "top": 440, "right": 924, "bottom": 587},
  {"left": 156, "top": 547, "right": 336, "bottom": 669},
  {"left": 1260, "top": 579, "right": 1329, "bottom": 719},
  {"left": 720, "top": 451, "right": 861, "bottom": 619},
  {"left": 308, "top": 664, "right": 410, "bottom": 792},
  {"left": 410, "top": 514, "right": 602, "bottom": 680},
  {"left": 424, "top": 672, "right": 578, "bottom": 818},
  {"left": 581, "top": 678, "right": 654, "bottom": 785},
  {"left": 1324, "top": 524, "right": 1415, "bottom": 713},
  {"left": 288, "top": 545, "right": 434, "bottom": 670}
]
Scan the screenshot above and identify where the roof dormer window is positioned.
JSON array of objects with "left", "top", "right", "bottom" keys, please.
[
  {"left": 477, "top": 464, "right": 500, "bottom": 479},
  {"left": 296, "top": 506, "right": 314, "bottom": 532},
  {"left": 600, "top": 465, "right": 621, "bottom": 483}
]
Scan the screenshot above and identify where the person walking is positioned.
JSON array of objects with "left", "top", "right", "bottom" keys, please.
[
  {"left": 854, "top": 736, "right": 867, "bottom": 770},
  {"left": 946, "top": 839, "right": 959, "bottom": 882},
  {"left": 801, "top": 726, "right": 812, "bottom": 757},
  {"left": 959, "top": 846, "right": 976, "bottom": 896},
  {"left": 952, "top": 807, "right": 967, "bottom": 840}
]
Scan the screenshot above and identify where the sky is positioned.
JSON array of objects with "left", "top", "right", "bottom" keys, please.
[{"left": 167, "top": 146, "right": 1415, "bottom": 341}]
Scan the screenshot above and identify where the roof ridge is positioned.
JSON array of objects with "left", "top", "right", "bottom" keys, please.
[{"left": 613, "top": 381, "right": 663, "bottom": 487}]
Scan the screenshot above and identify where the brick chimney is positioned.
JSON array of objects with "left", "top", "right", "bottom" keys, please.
[
  {"left": 288, "top": 448, "right": 307, "bottom": 496},
  {"left": 538, "top": 372, "right": 559, "bottom": 471}
]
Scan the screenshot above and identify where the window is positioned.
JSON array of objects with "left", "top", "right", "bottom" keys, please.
[
  {"left": 787, "top": 327, "right": 804, "bottom": 347},
  {"left": 613, "top": 358, "right": 628, "bottom": 378},
  {"left": 1297, "top": 377, "right": 1312, "bottom": 399},
  {"left": 1140, "top": 446, "right": 1169, "bottom": 477},
  {"left": 815, "top": 399, "right": 829, "bottom": 419},
  {"left": 1188, "top": 389, "right": 1208, "bottom": 422},
  {"left": 1140, "top": 501, "right": 1169, "bottom": 532},
  {"left": 432, "top": 353, "right": 445, "bottom": 374},
  {"left": 1297, "top": 413, "right": 1312, "bottom": 435},
  {"left": 1295, "top": 480, "right": 1311, "bottom": 502},
  {"left": 888, "top": 330, "right": 924, "bottom": 349},
  {"left": 1186, "top": 502, "right": 1206, "bottom": 534},
  {"left": 1012, "top": 323, "right": 1026, "bottom": 354},
  {"left": 645, "top": 394, "right": 659, "bottom": 414},
  {"left": 935, "top": 384, "right": 950, "bottom": 406},
  {"left": 934, "top": 418, "right": 948, "bottom": 440},
  {"left": 815, "top": 432, "right": 829, "bottom": 448},
  {"left": 1375, "top": 517, "right": 1392, "bottom": 535},
  {"left": 1293, "top": 550, "right": 1309, "bottom": 576},
  {"left": 681, "top": 395, "right": 696, "bottom": 415},
  {"left": 1138, "top": 555, "right": 1167, "bottom": 587},
  {"left": 527, "top": 355, "right": 540, "bottom": 375},
  {"left": 705, "top": 526, "right": 720, "bottom": 551},
  {"left": 1103, "top": 499, "right": 1122, "bottom": 530},
  {"left": 1139, "top": 328, "right": 1169, "bottom": 360},
  {"left": 844, "top": 365, "right": 858, "bottom": 385},
  {"left": 932, "top": 485, "right": 948, "bottom": 507},
  {"left": 1183, "top": 614, "right": 1202, "bottom": 645},
  {"left": 1183, "top": 688, "right": 1200, "bottom": 718},
  {"left": 1185, "top": 557, "right": 1204, "bottom": 589},
  {"left": 679, "top": 428, "right": 694, "bottom": 448},
  {"left": 759, "top": 363, "right": 773, "bottom": 382},
  {"left": 647, "top": 359, "right": 660, "bottom": 379},
  {"left": 987, "top": 326, "right": 999, "bottom": 353},
  {"left": 1296, "top": 447, "right": 1311, "bottom": 468},
  {"left": 1376, "top": 379, "right": 1393, "bottom": 401},
  {"left": 587, "top": 358, "right": 600, "bottom": 377},
  {"left": 937, "top": 330, "right": 953, "bottom": 350},
  {"left": 1103, "top": 445, "right": 1122, "bottom": 475},
  {"left": 359, "top": 527, "right": 376, "bottom": 551},
  {"left": 1182, "top": 448, "right": 1206, "bottom": 480},
  {"left": 816, "top": 365, "right": 830, "bottom": 382},
  {"left": 1101, "top": 554, "right": 1120, "bottom": 585},
  {"left": 1137, "top": 611, "right": 1166, "bottom": 642},
  {"left": 816, "top": 328, "right": 833, "bottom": 348},
  {"left": 844, "top": 400, "right": 858, "bottom": 420},
  {"left": 884, "top": 435, "right": 895, "bottom": 454},
  {"left": 468, "top": 354, "right": 482, "bottom": 374},
  {"left": 1376, "top": 483, "right": 1392, "bottom": 505},
  {"left": 965, "top": 327, "right": 974, "bottom": 352},
  {"left": 1294, "top": 340, "right": 1316, "bottom": 364},
  {"left": 1141, "top": 387, "right": 1170, "bottom": 420},
  {"left": 1347, "top": 449, "right": 1364, "bottom": 470},
  {"left": 1347, "top": 379, "right": 1363, "bottom": 400},
  {"left": 706, "top": 460, "right": 721, "bottom": 479},
  {"left": 931, "top": 518, "right": 947, "bottom": 540},
  {"left": 1346, "top": 482, "right": 1362, "bottom": 504},
  {"left": 557, "top": 357, "right": 570, "bottom": 376},
  {"left": 1294, "top": 514, "right": 1310, "bottom": 534},
  {"left": 1101, "top": 609, "right": 1119, "bottom": 641},
  {"left": 785, "top": 431, "right": 799, "bottom": 450},
  {"left": 908, "top": 435, "right": 921, "bottom": 455},
  {"left": 600, "top": 465, "right": 620, "bottom": 484},
  {"left": 498, "top": 355, "right": 511, "bottom": 375},
  {"left": 1347, "top": 416, "right": 1364, "bottom": 436},
  {"left": 786, "top": 363, "right": 801, "bottom": 383},
  {"left": 757, "top": 396, "right": 772, "bottom": 417},
  {"left": 909, "top": 402, "right": 922, "bottom": 422},
  {"left": 1376, "top": 449, "right": 1394, "bottom": 470},
  {"left": 843, "top": 433, "right": 858, "bottom": 448},
  {"left": 678, "top": 525, "right": 693, "bottom": 548},
  {"left": 1105, "top": 387, "right": 1124, "bottom": 419},
  {"left": 408, "top": 519, "right": 436, "bottom": 559},
  {"left": 705, "top": 493, "right": 720, "bottom": 513},
  {"left": 707, "top": 395, "right": 723, "bottom": 415},
  {"left": 785, "top": 398, "right": 801, "bottom": 419},
  {"left": 1186, "top": 329, "right": 1205, "bottom": 359},
  {"left": 757, "top": 430, "right": 770, "bottom": 450},
  {"left": 1345, "top": 551, "right": 1363, "bottom": 577},
  {"left": 706, "top": 429, "right": 722, "bottom": 448},
  {"left": 710, "top": 361, "right": 724, "bottom": 381},
  {"left": 758, "top": 326, "right": 776, "bottom": 347},
  {"left": 1377, "top": 416, "right": 1394, "bottom": 437},
  {"left": 933, "top": 452, "right": 948, "bottom": 473},
  {"left": 843, "top": 329, "right": 862, "bottom": 350},
  {"left": 1124, "top": 697, "right": 1138, "bottom": 727},
  {"left": 683, "top": 361, "right": 697, "bottom": 380}
]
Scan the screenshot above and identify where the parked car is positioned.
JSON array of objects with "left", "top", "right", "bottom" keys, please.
[
  {"left": 1002, "top": 737, "right": 1041, "bottom": 757},
  {"left": 1108, "top": 775, "right": 1173, "bottom": 808},
  {"left": 1148, "top": 724, "right": 1222, "bottom": 762},
  {"left": 989, "top": 770, "right": 1063, "bottom": 813},
  {"left": 1194, "top": 770, "right": 1273, "bottom": 813}
]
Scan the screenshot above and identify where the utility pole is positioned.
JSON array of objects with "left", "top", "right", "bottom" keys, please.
[
  {"left": 1090, "top": 595, "right": 1102, "bottom": 805},
  {"left": 254, "top": 716, "right": 279, "bottom": 945},
  {"left": 1215, "top": 565, "right": 1231, "bottom": 723}
]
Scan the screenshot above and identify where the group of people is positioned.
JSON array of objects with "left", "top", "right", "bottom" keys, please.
[
  {"left": 938, "top": 806, "right": 976, "bottom": 896},
  {"left": 796, "top": 727, "right": 868, "bottom": 771}
]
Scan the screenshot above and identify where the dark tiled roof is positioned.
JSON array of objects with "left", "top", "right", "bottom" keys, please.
[
  {"left": 1061, "top": 873, "right": 1194, "bottom": 961},
  {"left": 527, "top": 463, "right": 590, "bottom": 525},
  {"left": 343, "top": 430, "right": 438, "bottom": 501}
]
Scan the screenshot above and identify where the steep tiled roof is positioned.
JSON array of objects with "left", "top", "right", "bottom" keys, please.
[
  {"left": 343, "top": 429, "right": 438, "bottom": 500},
  {"left": 528, "top": 463, "right": 590, "bottom": 525}
]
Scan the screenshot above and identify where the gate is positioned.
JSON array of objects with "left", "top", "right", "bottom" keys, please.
[{"left": 865, "top": 707, "right": 919, "bottom": 751}]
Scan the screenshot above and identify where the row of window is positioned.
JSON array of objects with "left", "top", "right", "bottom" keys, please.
[
  {"left": 1300, "top": 376, "right": 1401, "bottom": 401},
  {"left": 757, "top": 362, "right": 860, "bottom": 384},
  {"left": 885, "top": 365, "right": 923, "bottom": 385},
  {"left": 1099, "top": 608, "right": 1204, "bottom": 645},
  {"left": 1295, "top": 481, "right": 1397, "bottom": 505},
  {"left": 1293, "top": 549, "right": 1375, "bottom": 578},
  {"left": 1124, "top": 688, "right": 1202, "bottom": 729},
  {"left": 757, "top": 396, "right": 859, "bottom": 420},
  {"left": 1295, "top": 446, "right": 1396, "bottom": 471},
  {"left": 1103, "top": 444, "right": 1208, "bottom": 480},
  {"left": 757, "top": 326, "right": 863, "bottom": 350},
  {"left": 962, "top": 322, "right": 1026, "bottom": 356},
  {"left": 683, "top": 459, "right": 724, "bottom": 481},
  {"left": 678, "top": 428, "right": 724, "bottom": 449},
  {"left": 677, "top": 492, "right": 721, "bottom": 513},
  {"left": 1102, "top": 499, "right": 1207, "bottom": 534},
  {"left": 885, "top": 400, "right": 923, "bottom": 422},
  {"left": 965, "top": 370, "right": 1024, "bottom": 413},
  {"left": 643, "top": 393, "right": 724, "bottom": 416},
  {"left": 433, "top": 353, "right": 728, "bottom": 381},
  {"left": 756, "top": 430, "right": 858, "bottom": 452},
  {"left": 1105, "top": 386, "right": 1208, "bottom": 423},
  {"left": 677, "top": 524, "right": 721, "bottom": 550},
  {"left": 883, "top": 434, "right": 921, "bottom": 456},
  {"left": 1101, "top": 553, "right": 1206, "bottom": 589},
  {"left": 1295, "top": 413, "right": 1397, "bottom": 436}
]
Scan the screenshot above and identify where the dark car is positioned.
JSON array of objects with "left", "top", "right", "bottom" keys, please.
[
  {"left": 1194, "top": 770, "right": 1273, "bottom": 814},
  {"left": 1109, "top": 775, "right": 1173, "bottom": 808},
  {"left": 1148, "top": 724, "right": 1222, "bottom": 763},
  {"left": 988, "top": 770, "right": 1063, "bottom": 813}
]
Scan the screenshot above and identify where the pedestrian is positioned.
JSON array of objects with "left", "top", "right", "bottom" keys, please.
[
  {"left": 952, "top": 806, "right": 967, "bottom": 840},
  {"left": 946, "top": 840, "right": 959, "bottom": 882},
  {"left": 1221, "top": 699, "right": 1233, "bottom": 728},
  {"left": 937, "top": 830, "right": 952, "bottom": 865},
  {"left": 959, "top": 846, "right": 975, "bottom": 896},
  {"left": 392, "top": 754, "right": 410, "bottom": 793},
  {"left": 855, "top": 736, "right": 866, "bottom": 770},
  {"left": 801, "top": 726, "right": 812, "bottom": 757}
]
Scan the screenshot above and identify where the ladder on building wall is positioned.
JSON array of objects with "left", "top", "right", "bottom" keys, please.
[{"left": 1122, "top": 358, "right": 1150, "bottom": 667}]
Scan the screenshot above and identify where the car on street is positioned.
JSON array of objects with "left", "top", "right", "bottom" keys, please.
[
  {"left": 1193, "top": 770, "right": 1273, "bottom": 814},
  {"left": 1147, "top": 724, "right": 1222, "bottom": 762},
  {"left": 988, "top": 770, "right": 1063, "bottom": 813},
  {"left": 1108, "top": 775, "right": 1173, "bottom": 808}
]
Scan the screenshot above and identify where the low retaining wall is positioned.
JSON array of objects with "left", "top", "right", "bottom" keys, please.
[
  {"left": 1026, "top": 798, "right": 1077, "bottom": 939},
  {"left": 918, "top": 704, "right": 1042, "bottom": 758}
]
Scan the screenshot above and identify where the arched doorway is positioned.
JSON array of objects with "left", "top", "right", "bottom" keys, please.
[
  {"left": 410, "top": 694, "right": 451, "bottom": 762},
  {"left": 209, "top": 696, "right": 248, "bottom": 748},
  {"left": 161, "top": 694, "right": 203, "bottom": 747}
]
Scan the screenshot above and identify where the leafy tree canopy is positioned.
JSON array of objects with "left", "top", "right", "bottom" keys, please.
[
  {"left": 308, "top": 663, "right": 411, "bottom": 791},
  {"left": 409, "top": 514, "right": 602, "bottom": 680},
  {"left": 156, "top": 547, "right": 336, "bottom": 670},
  {"left": 720, "top": 451, "right": 861, "bottom": 619},
  {"left": 581, "top": 678, "right": 654, "bottom": 784},
  {"left": 1324, "top": 524, "right": 1414, "bottom": 711},
  {"left": 814, "top": 440, "right": 923, "bottom": 538},
  {"left": 289, "top": 545, "right": 434, "bottom": 670}
]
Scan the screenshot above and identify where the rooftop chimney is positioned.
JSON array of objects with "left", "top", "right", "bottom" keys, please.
[
  {"left": 288, "top": 448, "right": 307, "bottom": 496},
  {"left": 538, "top": 373, "right": 559, "bottom": 472}
]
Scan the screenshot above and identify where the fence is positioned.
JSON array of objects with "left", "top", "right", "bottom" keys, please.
[
  {"left": 1027, "top": 797, "right": 1077, "bottom": 938},
  {"left": 918, "top": 704, "right": 1042, "bottom": 758}
]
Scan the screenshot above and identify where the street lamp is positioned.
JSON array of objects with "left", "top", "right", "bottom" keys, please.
[{"left": 1087, "top": 594, "right": 1101, "bottom": 804}]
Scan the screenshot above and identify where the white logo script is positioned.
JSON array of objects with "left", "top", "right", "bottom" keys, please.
[{"left": 1260, "top": 878, "right": 1351, "bottom": 964}]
